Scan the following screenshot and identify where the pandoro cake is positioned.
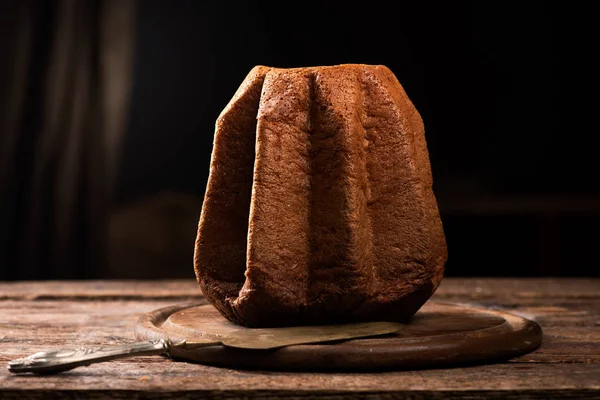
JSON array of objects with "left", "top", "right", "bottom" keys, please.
[{"left": 194, "top": 64, "right": 447, "bottom": 327}]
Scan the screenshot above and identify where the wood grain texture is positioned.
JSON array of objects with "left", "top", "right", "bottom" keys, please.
[
  {"left": 135, "top": 301, "right": 541, "bottom": 370},
  {"left": 1, "top": 278, "right": 599, "bottom": 399}
]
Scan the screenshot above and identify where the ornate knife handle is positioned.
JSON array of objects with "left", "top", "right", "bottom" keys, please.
[{"left": 7, "top": 339, "right": 218, "bottom": 374}]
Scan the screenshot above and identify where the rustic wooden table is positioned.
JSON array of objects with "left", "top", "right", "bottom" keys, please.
[{"left": 1, "top": 279, "right": 599, "bottom": 399}]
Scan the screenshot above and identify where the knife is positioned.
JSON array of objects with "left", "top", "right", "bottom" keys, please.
[{"left": 8, "top": 321, "right": 403, "bottom": 374}]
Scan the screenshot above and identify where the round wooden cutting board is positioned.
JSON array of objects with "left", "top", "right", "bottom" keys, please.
[{"left": 135, "top": 299, "right": 542, "bottom": 371}]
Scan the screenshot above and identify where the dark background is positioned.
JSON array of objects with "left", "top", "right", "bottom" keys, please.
[{"left": 1, "top": 0, "right": 598, "bottom": 280}]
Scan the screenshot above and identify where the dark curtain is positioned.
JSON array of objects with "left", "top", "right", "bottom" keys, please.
[{"left": 0, "top": 0, "right": 135, "bottom": 279}]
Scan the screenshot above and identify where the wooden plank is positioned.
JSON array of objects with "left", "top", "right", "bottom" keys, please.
[
  {"left": 0, "top": 280, "right": 599, "bottom": 398},
  {"left": 0, "top": 390, "right": 599, "bottom": 400},
  {"left": 1, "top": 363, "right": 599, "bottom": 394},
  {"left": 1, "top": 299, "right": 598, "bottom": 362},
  {"left": 1, "top": 278, "right": 598, "bottom": 300},
  {"left": 0, "top": 280, "right": 202, "bottom": 300},
  {"left": 1, "top": 299, "right": 597, "bottom": 364},
  {"left": 435, "top": 278, "right": 600, "bottom": 299}
]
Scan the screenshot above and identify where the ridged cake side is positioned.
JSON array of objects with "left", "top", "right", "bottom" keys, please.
[
  {"left": 356, "top": 66, "right": 447, "bottom": 319},
  {"left": 194, "top": 66, "right": 269, "bottom": 323},
  {"left": 195, "top": 64, "right": 447, "bottom": 327}
]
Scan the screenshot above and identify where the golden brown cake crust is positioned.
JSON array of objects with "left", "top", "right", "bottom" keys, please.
[{"left": 194, "top": 64, "right": 447, "bottom": 327}]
